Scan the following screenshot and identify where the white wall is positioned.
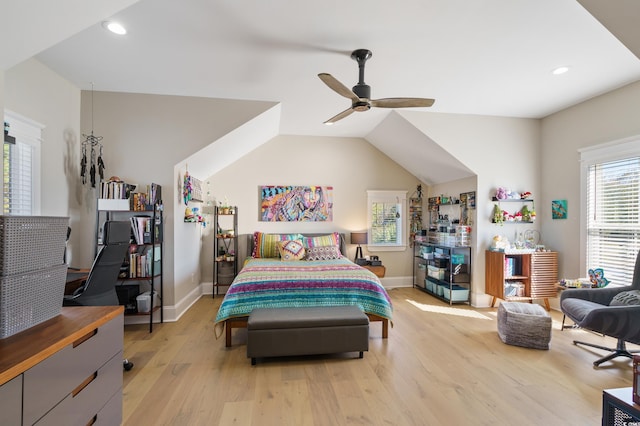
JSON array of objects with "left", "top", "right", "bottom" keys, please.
[
  {"left": 3, "top": 59, "right": 82, "bottom": 262},
  {"left": 541, "top": 80, "right": 640, "bottom": 282},
  {"left": 204, "top": 134, "right": 423, "bottom": 288},
  {"left": 79, "top": 91, "right": 277, "bottom": 309},
  {"left": 399, "top": 111, "right": 541, "bottom": 306}
]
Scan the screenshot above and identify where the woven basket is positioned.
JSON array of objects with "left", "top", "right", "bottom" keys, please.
[
  {"left": 0, "top": 216, "right": 69, "bottom": 276},
  {"left": 0, "top": 264, "right": 67, "bottom": 338}
]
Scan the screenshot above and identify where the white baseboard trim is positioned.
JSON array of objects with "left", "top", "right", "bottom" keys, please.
[
  {"left": 125, "top": 284, "right": 206, "bottom": 325},
  {"left": 381, "top": 275, "right": 413, "bottom": 289}
]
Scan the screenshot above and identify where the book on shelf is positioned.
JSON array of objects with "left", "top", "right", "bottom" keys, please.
[
  {"left": 127, "top": 245, "right": 160, "bottom": 278},
  {"left": 130, "top": 183, "right": 163, "bottom": 211},
  {"left": 100, "top": 181, "right": 128, "bottom": 199}
]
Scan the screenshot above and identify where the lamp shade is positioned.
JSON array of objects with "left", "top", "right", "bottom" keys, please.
[{"left": 350, "top": 232, "right": 368, "bottom": 245}]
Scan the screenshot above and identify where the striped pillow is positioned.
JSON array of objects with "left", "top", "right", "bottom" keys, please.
[
  {"left": 277, "top": 239, "right": 306, "bottom": 261},
  {"left": 252, "top": 232, "right": 303, "bottom": 258},
  {"left": 302, "top": 232, "right": 341, "bottom": 249}
]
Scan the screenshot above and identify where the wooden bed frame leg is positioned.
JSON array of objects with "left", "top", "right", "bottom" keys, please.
[
  {"left": 225, "top": 323, "right": 232, "bottom": 348},
  {"left": 382, "top": 319, "right": 388, "bottom": 339}
]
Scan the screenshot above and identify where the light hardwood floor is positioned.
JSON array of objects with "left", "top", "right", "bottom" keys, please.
[{"left": 122, "top": 287, "right": 633, "bottom": 425}]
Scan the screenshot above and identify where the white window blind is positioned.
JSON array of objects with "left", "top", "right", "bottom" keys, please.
[
  {"left": 586, "top": 156, "right": 640, "bottom": 286},
  {"left": 367, "top": 190, "right": 407, "bottom": 250},
  {"left": 3, "top": 111, "right": 42, "bottom": 215}
]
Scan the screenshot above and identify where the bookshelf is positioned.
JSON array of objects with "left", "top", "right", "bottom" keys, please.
[
  {"left": 96, "top": 183, "right": 163, "bottom": 332},
  {"left": 213, "top": 206, "right": 238, "bottom": 296}
]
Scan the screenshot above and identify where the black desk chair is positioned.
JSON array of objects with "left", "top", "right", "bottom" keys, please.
[
  {"left": 63, "top": 220, "right": 134, "bottom": 370},
  {"left": 561, "top": 250, "right": 640, "bottom": 367}
]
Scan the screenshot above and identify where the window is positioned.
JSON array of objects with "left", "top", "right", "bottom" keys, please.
[
  {"left": 581, "top": 137, "right": 640, "bottom": 287},
  {"left": 367, "top": 190, "right": 407, "bottom": 251},
  {"left": 3, "top": 111, "right": 42, "bottom": 215}
]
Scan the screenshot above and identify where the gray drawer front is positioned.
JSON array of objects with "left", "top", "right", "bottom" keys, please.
[
  {"left": 94, "top": 387, "right": 123, "bottom": 426},
  {"left": 0, "top": 375, "right": 22, "bottom": 425},
  {"left": 33, "top": 351, "right": 123, "bottom": 426},
  {"left": 24, "top": 313, "right": 123, "bottom": 426}
]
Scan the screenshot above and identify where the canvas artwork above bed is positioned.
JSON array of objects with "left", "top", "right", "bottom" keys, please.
[{"left": 214, "top": 231, "right": 393, "bottom": 346}]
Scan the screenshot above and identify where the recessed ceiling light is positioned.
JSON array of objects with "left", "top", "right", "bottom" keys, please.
[
  {"left": 102, "top": 21, "right": 127, "bottom": 35},
  {"left": 552, "top": 66, "right": 569, "bottom": 75}
]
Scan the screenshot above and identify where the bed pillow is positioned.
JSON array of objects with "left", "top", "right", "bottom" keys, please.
[
  {"left": 252, "top": 232, "right": 303, "bottom": 258},
  {"left": 302, "top": 232, "right": 341, "bottom": 250},
  {"left": 277, "top": 239, "right": 306, "bottom": 261},
  {"left": 306, "top": 245, "right": 342, "bottom": 261},
  {"left": 610, "top": 290, "right": 640, "bottom": 306}
]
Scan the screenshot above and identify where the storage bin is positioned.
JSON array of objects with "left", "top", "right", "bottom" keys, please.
[
  {"left": 433, "top": 257, "right": 448, "bottom": 268},
  {"left": 416, "top": 263, "right": 426, "bottom": 285},
  {"left": 442, "top": 285, "right": 470, "bottom": 302},
  {"left": 136, "top": 291, "right": 159, "bottom": 313},
  {"left": 451, "top": 254, "right": 465, "bottom": 264},
  {"left": 425, "top": 279, "right": 435, "bottom": 293},
  {"left": 428, "top": 265, "right": 445, "bottom": 280},
  {"left": 436, "top": 284, "right": 445, "bottom": 296},
  {"left": 0, "top": 264, "right": 67, "bottom": 338},
  {"left": 0, "top": 216, "right": 69, "bottom": 276}
]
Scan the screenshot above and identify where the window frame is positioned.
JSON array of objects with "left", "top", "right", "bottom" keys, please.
[
  {"left": 3, "top": 110, "right": 43, "bottom": 215},
  {"left": 366, "top": 190, "right": 407, "bottom": 252},
  {"left": 580, "top": 135, "right": 640, "bottom": 286}
]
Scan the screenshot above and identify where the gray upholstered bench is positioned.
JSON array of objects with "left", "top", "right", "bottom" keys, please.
[
  {"left": 497, "top": 301, "right": 552, "bottom": 350},
  {"left": 247, "top": 306, "right": 369, "bottom": 365}
]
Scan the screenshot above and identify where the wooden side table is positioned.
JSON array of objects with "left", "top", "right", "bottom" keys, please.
[{"left": 362, "top": 265, "right": 386, "bottom": 278}]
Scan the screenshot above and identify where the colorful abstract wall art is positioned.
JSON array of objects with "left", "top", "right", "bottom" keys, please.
[
  {"left": 552, "top": 199, "right": 567, "bottom": 219},
  {"left": 260, "top": 185, "right": 333, "bottom": 222}
]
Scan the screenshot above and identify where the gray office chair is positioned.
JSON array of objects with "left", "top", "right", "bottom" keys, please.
[
  {"left": 560, "top": 250, "right": 640, "bottom": 367},
  {"left": 63, "top": 220, "right": 134, "bottom": 370}
]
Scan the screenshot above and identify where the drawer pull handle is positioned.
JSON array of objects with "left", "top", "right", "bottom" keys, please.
[
  {"left": 73, "top": 371, "right": 97, "bottom": 397},
  {"left": 73, "top": 328, "right": 98, "bottom": 348}
]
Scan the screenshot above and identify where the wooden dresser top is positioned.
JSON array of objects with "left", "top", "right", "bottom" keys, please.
[{"left": 0, "top": 305, "right": 124, "bottom": 385}]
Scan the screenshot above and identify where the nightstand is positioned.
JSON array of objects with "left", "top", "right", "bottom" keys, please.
[{"left": 362, "top": 265, "right": 386, "bottom": 278}]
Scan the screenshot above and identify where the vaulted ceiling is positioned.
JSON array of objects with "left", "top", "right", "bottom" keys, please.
[{"left": 2, "top": 1, "right": 639, "bottom": 184}]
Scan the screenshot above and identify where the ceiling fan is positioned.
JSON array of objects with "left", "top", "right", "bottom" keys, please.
[{"left": 318, "top": 49, "right": 435, "bottom": 124}]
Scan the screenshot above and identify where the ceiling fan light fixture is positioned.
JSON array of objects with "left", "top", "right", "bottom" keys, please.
[
  {"left": 102, "top": 21, "right": 127, "bottom": 35},
  {"left": 318, "top": 49, "right": 435, "bottom": 124},
  {"left": 552, "top": 66, "right": 569, "bottom": 75}
]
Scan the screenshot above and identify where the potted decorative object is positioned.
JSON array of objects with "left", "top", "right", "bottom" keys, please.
[
  {"left": 219, "top": 196, "right": 231, "bottom": 214},
  {"left": 492, "top": 204, "right": 504, "bottom": 224}
]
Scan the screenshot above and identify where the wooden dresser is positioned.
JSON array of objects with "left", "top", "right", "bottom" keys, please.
[{"left": 0, "top": 306, "right": 124, "bottom": 425}]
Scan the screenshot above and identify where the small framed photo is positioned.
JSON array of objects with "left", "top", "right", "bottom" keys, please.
[{"left": 552, "top": 199, "right": 567, "bottom": 219}]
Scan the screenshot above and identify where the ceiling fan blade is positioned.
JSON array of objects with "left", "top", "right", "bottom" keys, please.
[
  {"left": 324, "top": 107, "right": 355, "bottom": 124},
  {"left": 318, "top": 73, "right": 360, "bottom": 103},
  {"left": 370, "top": 97, "right": 435, "bottom": 108}
]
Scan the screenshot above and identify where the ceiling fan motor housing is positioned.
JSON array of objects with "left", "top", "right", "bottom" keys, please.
[{"left": 352, "top": 84, "right": 371, "bottom": 100}]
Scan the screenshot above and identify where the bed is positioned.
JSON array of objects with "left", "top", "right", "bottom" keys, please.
[{"left": 214, "top": 232, "right": 393, "bottom": 347}]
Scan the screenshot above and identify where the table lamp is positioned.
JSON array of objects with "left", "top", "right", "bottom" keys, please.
[{"left": 350, "top": 231, "right": 368, "bottom": 263}]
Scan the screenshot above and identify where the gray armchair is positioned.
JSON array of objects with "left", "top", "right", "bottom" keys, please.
[{"left": 560, "top": 250, "right": 640, "bottom": 367}]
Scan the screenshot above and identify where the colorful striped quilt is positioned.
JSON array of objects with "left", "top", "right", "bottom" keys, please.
[{"left": 214, "top": 257, "right": 393, "bottom": 337}]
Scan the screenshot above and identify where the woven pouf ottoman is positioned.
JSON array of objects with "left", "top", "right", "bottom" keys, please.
[{"left": 497, "top": 302, "right": 552, "bottom": 350}]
